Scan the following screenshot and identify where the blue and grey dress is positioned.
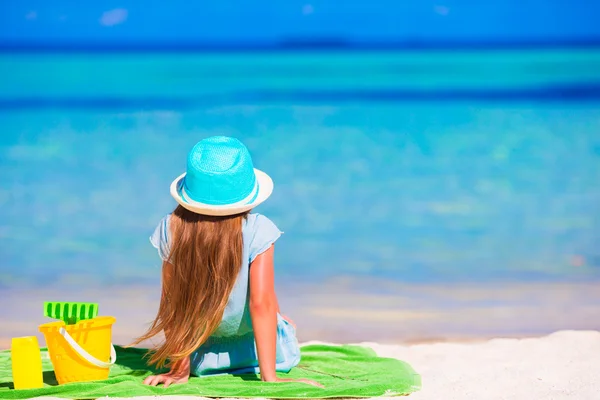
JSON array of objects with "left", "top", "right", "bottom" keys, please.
[{"left": 150, "top": 213, "right": 301, "bottom": 376}]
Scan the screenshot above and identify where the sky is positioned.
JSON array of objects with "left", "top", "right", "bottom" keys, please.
[{"left": 1, "top": 0, "right": 599, "bottom": 45}]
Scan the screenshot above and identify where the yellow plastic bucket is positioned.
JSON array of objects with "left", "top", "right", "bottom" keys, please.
[{"left": 38, "top": 316, "right": 117, "bottom": 385}]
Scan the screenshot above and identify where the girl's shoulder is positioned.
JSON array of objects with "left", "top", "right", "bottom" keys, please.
[
  {"left": 244, "top": 213, "right": 281, "bottom": 236},
  {"left": 150, "top": 213, "right": 172, "bottom": 261},
  {"left": 244, "top": 212, "right": 268, "bottom": 228},
  {"left": 245, "top": 213, "right": 283, "bottom": 262}
]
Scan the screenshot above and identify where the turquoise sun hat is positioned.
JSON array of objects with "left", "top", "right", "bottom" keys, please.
[{"left": 170, "top": 136, "right": 273, "bottom": 216}]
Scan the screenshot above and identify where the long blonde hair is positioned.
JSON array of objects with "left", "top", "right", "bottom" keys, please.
[{"left": 132, "top": 205, "right": 247, "bottom": 368}]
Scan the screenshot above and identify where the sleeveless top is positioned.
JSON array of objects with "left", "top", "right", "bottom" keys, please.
[{"left": 149, "top": 213, "right": 282, "bottom": 338}]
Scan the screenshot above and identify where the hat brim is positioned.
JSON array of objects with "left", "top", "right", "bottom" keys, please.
[{"left": 170, "top": 168, "right": 274, "bottom": 216}]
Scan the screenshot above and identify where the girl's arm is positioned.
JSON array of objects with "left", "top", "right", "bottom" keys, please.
[
  {"left": 144, "top": 261, "right": 191, "bottom": 387},
  {"left": 249, "top": 246, "right": 321, "bottom": 387},
  {"left": 249, "top": 246, "right": 279, "bottom": 381}
]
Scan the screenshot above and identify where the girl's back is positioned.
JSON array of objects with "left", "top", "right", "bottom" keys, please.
[{"left": 151, "top": 212, "right": 283, "bottom": 333}]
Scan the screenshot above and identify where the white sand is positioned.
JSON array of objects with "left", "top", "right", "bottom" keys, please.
[{"left": 38, "top": 330, "right": 599, "bottom": 400}]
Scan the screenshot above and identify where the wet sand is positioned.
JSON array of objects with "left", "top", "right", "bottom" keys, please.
[{"left": 2, "top": 278, "right": 600, "bottom": 348}]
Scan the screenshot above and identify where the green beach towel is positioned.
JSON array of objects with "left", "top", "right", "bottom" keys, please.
[{"left": 0, "top": 344, "right": 421, "bottom": 399}]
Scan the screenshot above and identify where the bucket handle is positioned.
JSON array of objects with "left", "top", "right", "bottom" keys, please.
[{"left": 59, "top": 327, "right": 117, "bottom": 369}]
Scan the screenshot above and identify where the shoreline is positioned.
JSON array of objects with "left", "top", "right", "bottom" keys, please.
[{"left": 0, "top": 331, "right": 560, "bottom": 352}]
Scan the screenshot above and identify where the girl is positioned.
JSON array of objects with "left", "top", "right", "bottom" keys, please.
[{"left": 133, "top": 136, "right": 320, "bottom": 388}]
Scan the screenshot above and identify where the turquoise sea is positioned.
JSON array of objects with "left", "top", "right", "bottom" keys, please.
[{"left": 1, "top": 49, "right": 600, "bottom": 289}]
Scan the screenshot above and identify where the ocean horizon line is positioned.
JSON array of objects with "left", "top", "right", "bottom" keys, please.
[
  {"left": 3, "top": 37, "right": 600, "bottom": 53},
  {"left": 2, "top": 82, "right": 600, "bottom": 111}
]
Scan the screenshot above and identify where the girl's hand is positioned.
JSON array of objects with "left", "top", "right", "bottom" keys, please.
[
  {"left": 143, "top": 371, "right": 189, "bottom": 387},
  {"left": 143, "top": 357, "right": 190, "bottom": 388}
]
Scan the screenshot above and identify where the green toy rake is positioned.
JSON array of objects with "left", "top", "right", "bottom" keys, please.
[{"left": 44, "top": 302, "right": 99, "bottom": 325}]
